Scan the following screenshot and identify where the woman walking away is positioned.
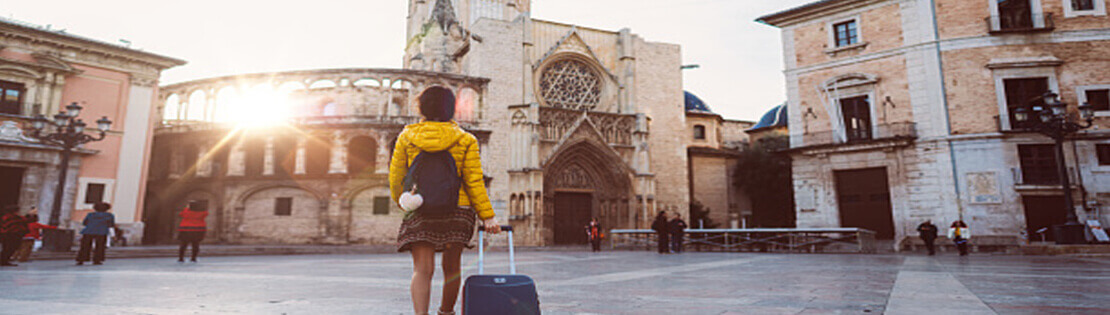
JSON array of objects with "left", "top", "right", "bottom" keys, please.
[
  {"left": 177, "top": 201, "right": 208, "bottom": 263},
  {"left": 948, "top": 220, "right": 971, "bottom": 256},
  {"left": 585, "top": 218, "right": 603, "bottom": 252},
  {"left": 669, "top": 213, "right": 688, "bottom": 253},
  {"left": 651, "top": 211, "right": 670, "bottom": 254},
  {"left": 76, "top": 202, "right": 115, "bottom": 265},
  {"left": 1, "top": 205, "right": 29, "bottom": 267},
  {"left": 390, "top": 86, "right": 500, "bottom": 315},
  {"left": 916, "top": 220, "right": 938, "bottom": 256},
  {"left": 17, "top": 212, "right": 57, "bottom": 262}
]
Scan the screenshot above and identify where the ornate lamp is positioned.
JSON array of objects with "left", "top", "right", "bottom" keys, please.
[
  {"left": 1078, "top": 102, "right": 1095, "bottom": 121},
  {"left": 65, "top": 102, "right": 83, "bottom": 118},
  {"left": 96, "top": 116, "right": 112, "bottom": 132},
  {"left": 1013, "top": 107, "right": 1029, "bottom": 123},
  {"left": 31, "top": 114, "right": 47, "bottom": 131}
]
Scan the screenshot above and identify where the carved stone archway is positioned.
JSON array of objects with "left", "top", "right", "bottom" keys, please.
[{"left": 542, "top": 139, "right": 633, "bottom": 245}]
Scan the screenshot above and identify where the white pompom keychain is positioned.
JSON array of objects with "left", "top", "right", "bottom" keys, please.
[{"left": 399, "top": 185, "right": 424, "bottom": 215}]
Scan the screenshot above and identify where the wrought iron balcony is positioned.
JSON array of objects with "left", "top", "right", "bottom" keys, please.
[
  {"left": 798, "top": 122, "right": 917, "bottom": 149},
  {"left": 986, "top": 12, "right": 1054, "bottom": 34}
]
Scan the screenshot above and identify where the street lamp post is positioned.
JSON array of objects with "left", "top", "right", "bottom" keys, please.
[
  {"left": 25, "top": 102, "right": 112, "bottom": 251},
  {"left": 1012, "top": 92, "right": 1094, "bottom": 245}
]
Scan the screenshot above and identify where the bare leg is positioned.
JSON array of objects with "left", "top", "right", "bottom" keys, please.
[
  {"left": 439, "top": 243, "right": 465, "bottom": 313},
  {"left": 410, "top": 243, "right": 436, "bottom": 315}
]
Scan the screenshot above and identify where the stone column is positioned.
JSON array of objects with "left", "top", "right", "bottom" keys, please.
[
  {"left": 263, "top": 136, "right": 275, "bottom": 176},
  {"left": 376, "top": 134, "right": 391, "bottom": 174},
  {"left": 196, "top": 143, "right": 212, "bottom": 177},
  {"left": 227, "top": 140, "right": 246, "bottom": 176},
  {"left": 329, "top": 131, "right": 347, "bottom": 174},
  {"left": 294, "top": 137, "right": 307, "bottom": 175}
]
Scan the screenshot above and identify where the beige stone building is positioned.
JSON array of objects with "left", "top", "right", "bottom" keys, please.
[
  {"left": 684, "top": 92, "right": 754, "bottom": 228},
  {"left": 142, "top": 0, "right": 752, "bottom": 245},
  {"left": 759, "top": 0, "right": 1110, "bottom": 249}
]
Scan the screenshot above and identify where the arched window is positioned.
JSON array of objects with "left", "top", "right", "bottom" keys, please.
[
  {"left": 693, "top": 125, "right": 706, "bottom": 140},
  {"left": 272, "top": 137, "right": 296, "bottom": 177},
  {"left": 306, "top": 136, "right": 331, "bottom": 175},
  {"left": 244, "top": 138, "right": 265, "bottom": 176},
  {"left": 348, "top": 136, "right": 378, "bottom": 176}
]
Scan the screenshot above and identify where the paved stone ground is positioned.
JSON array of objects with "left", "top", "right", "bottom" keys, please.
[{"left": 1, "top": 251, "right": 1107, "bottom": 314}]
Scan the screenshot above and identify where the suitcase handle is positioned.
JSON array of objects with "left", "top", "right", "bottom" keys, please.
[
  {"left": 477, "top": 225, "right": 515, "bottom": 275},
  {"left": 478, "top": 225, "right": 513, "bottom": 232}
]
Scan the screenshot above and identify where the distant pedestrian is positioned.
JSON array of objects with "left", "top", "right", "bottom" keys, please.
[
  {"left": 948, "top": 220, "right": 970, "bottom": 256},
  {"left": 16, "top": 213, "right": 57, "bottom": 262},
  {"left": 76, "top": 202, "right": 115, "bottom": 265},
  {"left": 177, "top": 202, "right": 208, "bottom": 263},
  {"left": 917, "top": 220, "right": 938, "bottom": 256},
  {"left": 651, "top": 211, "right": 670, "bottom": 254},
  {"left": 669, "top": 213, "right": 688, "bottom": 253},
  {"left": 585, "top": 218, "right": 603, "bottom": 252},
  {"left": 1, "top": 205, "right": 29, "bottom": 267}
]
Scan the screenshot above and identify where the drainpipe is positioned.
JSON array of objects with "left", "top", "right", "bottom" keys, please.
[{"left": 928, "top": 0, "right": 964, "bottom": 222}]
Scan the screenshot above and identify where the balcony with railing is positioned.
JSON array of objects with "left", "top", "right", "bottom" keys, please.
[
  {"left": 1011, "top": 166, "right": 1079, "bottom": 192},
  {"left": 795, "top": 122, "right": 917, "bottom": 151},
  {"left": 986, "top": 12, "right": 1054, "bottom": 34}
]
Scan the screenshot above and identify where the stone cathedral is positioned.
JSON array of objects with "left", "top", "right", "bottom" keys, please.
[{"left": 142, "top": 0, "right": 745, "bottom": 246}]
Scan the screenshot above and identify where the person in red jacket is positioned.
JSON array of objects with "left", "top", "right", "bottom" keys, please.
[
  {"left": 1, "top": 205, "right": 29, "bottom": 267},
  {"left": 177, "top": 201, "right": 208, "bottom": 263},
  {"left": 16, "top": 212, "right": 57, "bottom": 262}
]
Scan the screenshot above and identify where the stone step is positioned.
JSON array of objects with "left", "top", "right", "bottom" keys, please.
[{"left": 1021, "top": 243, "right": 1110, "bottom": 256}]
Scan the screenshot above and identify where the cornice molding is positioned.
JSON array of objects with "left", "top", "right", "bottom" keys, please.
[{"left": 0, "top": 23, "right": 185, "bottom": 72}]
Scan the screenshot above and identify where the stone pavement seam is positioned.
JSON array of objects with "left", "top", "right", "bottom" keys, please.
[
  {"left": 884, "top": 270, "right": 997, "bottom": 315},
  {"left": 543, "top": 256, "right": 772, "bottom": 287}
]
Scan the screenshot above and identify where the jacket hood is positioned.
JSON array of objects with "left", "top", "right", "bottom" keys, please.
[{"left": 401, "top": 121, "right": 466, "bottom": 152}]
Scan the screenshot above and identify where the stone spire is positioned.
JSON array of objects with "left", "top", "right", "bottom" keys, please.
[{"left": 429, "top": 0, "right": 460, "bottom": 32}]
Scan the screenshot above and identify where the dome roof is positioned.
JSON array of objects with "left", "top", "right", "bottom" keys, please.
[
  {"left": 748, "top": 104, "right": 788, "bottom": 132},
  {"left": 684, "top": 91, "right": 713, "bottom": 113}
]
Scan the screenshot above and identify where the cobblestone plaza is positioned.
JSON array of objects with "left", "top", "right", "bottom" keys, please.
[{"left": 1, "top": 251, "right": 1107, "bottom": 314}]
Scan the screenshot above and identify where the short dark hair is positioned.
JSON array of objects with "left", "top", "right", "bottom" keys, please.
[
  {"left": 93, "top": 202, "right": 112, "bottom": 212},
  {"left": 418, "top": 86, "right": 456, "bottom": 122}
]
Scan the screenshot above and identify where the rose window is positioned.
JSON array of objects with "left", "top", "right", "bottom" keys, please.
[{"left": 539, "top": 59, "right": 602, "bottom": 111}]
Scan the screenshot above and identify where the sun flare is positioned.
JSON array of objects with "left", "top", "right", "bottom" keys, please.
[{"left": 221, "top": 85, "right": 294, "bottom": 128}]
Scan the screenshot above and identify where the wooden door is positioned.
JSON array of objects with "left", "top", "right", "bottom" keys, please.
[
  {"left": 554, "top": 192, "right": 592, "bottom": 245},
  {"left": 0, "top": 166, "right": 23, "bottom": 208},
  {"left": 834, "top": 168, "right": 895, "bottom": 239},
  {"left": 1022, "top": 195, "right": 1067, "bottom": 242}
]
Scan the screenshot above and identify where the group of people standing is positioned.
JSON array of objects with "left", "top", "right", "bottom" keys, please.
[
  {"left": 0, "top": 201, "right": 208, "bottom": 267},
  {"left": 651, "top": 211, "right": 689, "bottom": 254},
  {"left": 916, "top": 219, "right": 972, "bottom": 256}
]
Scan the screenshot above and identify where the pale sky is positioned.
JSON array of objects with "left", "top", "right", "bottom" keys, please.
[{"left": 2, "top": 0, "right": 814, "bottom": 121}]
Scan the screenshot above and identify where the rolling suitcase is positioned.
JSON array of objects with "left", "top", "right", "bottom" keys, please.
[{"left": 462, "top": 225, "right": 541, "bottom": 315}]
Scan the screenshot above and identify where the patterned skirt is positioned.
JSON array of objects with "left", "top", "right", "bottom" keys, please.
[{"left": 397, "top": 208, "right": 477, "bottom": 252}]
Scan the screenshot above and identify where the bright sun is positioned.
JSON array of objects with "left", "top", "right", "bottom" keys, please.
[{"left": 223, "top": 85, "right": 294, "bottom": 127}]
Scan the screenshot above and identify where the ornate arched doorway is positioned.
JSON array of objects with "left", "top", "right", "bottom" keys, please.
[{"left": 543, "top": 140, "right": 633, "bottom": 245}]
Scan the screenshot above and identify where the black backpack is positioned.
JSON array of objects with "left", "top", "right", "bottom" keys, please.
[{"left": 402, "top": 146, "right": 462, "bottom": 216}]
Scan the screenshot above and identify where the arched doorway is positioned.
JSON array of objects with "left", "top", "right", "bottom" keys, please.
[
  {"left": 348, "top": 136, "right": 378, "bottom": 177},
  {"left": 543, "top": 141, "right": 633, "bottom": 245}
]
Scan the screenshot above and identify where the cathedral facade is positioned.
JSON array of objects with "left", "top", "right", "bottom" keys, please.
[{"left": 143, "top": 0, "right": 713, "bottom": 246}]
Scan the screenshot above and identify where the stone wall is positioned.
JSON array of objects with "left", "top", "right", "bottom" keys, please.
[
  {"left": 690, "top": 154, "right": 732, "bottom": 227},
  {"left": 636, "top": 39, "right": 690, "bottom": 218}
]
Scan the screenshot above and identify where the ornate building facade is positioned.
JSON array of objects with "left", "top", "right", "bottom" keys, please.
[
  {"left": 759, "top": 0, "right": 1110, "bottom": 250},
  {"left": 0, "top": 17, "right": 183, "bottom": 243},
  {"left": 143, "top": 0, "right": 727, "bottom": 245}
]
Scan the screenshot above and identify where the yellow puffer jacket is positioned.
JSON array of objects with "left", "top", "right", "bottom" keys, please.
[{"left": 389, "top": 121, "right": 494, "bottom": 220}]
